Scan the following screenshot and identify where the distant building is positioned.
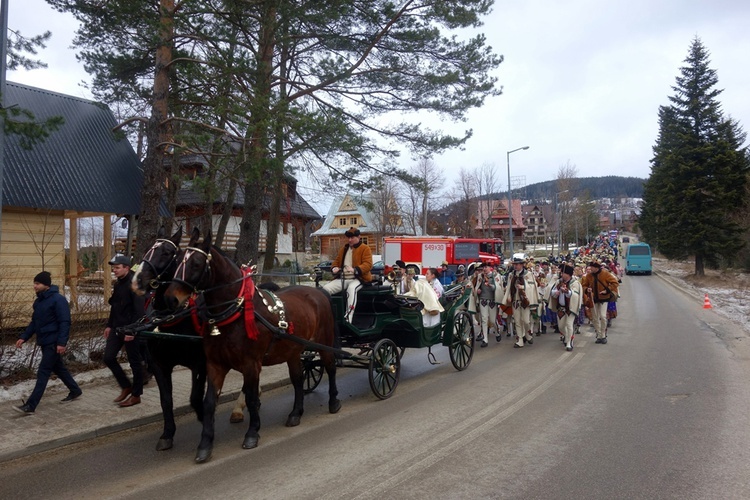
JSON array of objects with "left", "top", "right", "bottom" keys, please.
[
  {"left": 475, "top": 199, "right": 526, "bottom": 249},
  {"left": 521, "top": 204, "right": 554, "bottom": 245}
]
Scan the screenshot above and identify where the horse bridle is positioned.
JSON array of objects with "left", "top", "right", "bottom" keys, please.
[
  {"left": 172, "top": 246, "right": 213, "bottom": 293},
  {"left": 140, "top": 238, "right": 179, "bottom": 289}
]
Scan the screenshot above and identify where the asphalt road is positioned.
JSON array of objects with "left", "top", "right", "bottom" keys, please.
[{"left": 2, "top": 272, "right": 750, "bottom": 499}]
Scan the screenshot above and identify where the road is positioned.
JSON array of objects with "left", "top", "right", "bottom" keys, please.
[{"left": 2, "top": 272, "right": 750, "bottom": 499}]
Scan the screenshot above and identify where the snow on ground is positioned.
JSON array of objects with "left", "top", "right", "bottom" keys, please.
[{"left": 654, "top": 257, "right": 750, "bottom": 334}]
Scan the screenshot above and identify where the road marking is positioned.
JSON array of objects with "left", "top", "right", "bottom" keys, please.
[{"left": 341, "top": 352, "right": 585, "bottom": 500}]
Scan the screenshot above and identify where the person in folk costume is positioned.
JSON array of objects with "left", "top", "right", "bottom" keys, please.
[
  {"left": 602, "top": 262, "right": 618, "bottom": 327},
  {"left": 472, "top": 262, "right": 503, "bottom": 347},
  {"left": 322, "top": 227, "right": 373, "bottom": 324},
  {"left": 392, "top": 260, "right": 414, "bottom": 295},
  {"left": 502, "top": 256, "right": 540, "bottom": 348},
  {"left": 548, "top": 262, "right": 583, "bottom": 352},
  {"left": 580, "top": 260, "right": 619, "bottom": 344},
  {"left": 528, "top": 260, "right": 545, "bottom": 336},
  {"left": 541, "top": 262, "right": 559, "bottom": 334},
  {"left": 404, "top": 276, "right": 444, "bottom": 328},
  {"left": 573, "top": 263, "right": 587, "bottom": 331}
]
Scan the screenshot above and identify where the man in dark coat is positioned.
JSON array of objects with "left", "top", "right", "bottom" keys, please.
[
  {"left": 14, "top": 271, "right": 82, "bottom": 415},
  {"left": 103, "top": 255, "right": 146, "bottom": 407}
]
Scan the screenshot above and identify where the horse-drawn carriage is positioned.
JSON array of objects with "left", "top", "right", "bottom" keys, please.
[
  {"left": 300, "top": 275, "right": 475, "bottom": 399},
  {"left": 128, "top": 227, "right": 474, "bottom": 462}
]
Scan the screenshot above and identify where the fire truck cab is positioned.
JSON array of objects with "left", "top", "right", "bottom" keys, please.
[{"left": 383, "top": 236, "right": 503, "bottom": 274}]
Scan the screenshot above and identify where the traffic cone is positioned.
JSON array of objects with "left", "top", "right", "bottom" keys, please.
[{"left": 703, "top": 293, "right": 712, "bottom": 309}]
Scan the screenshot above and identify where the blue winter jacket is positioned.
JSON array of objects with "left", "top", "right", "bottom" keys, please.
[{"left": 20, "top": 285, "right": 72, "bottom": 347}]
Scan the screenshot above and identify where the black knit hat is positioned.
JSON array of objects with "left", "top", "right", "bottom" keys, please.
[{"left": 34, "top": 271, "right": 52, "bottom": 287}]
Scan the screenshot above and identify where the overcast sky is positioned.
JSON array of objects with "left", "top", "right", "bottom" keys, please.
[{"left": 7, "top": 0, "right": 750, "bottom": 212}]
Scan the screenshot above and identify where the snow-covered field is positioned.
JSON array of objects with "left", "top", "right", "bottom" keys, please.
[{"left": 654, "top": 257, "right": 750, "bottom": 334}]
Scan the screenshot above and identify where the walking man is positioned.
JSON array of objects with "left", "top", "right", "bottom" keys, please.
[
  {"left": 548, "top": 263, "right": 582, "bottom": 351},
  {"left": 580, "top": 260, "right": 619, "bottom": 344},
  {"left": 104, "top": 255, "right": 146, "bottom": 407},
  {"left": 502, "top": 256, "right": 540, "bottom": 348},
  {"left": 13, "top": 271, "right": 82, "bottom": 415}
]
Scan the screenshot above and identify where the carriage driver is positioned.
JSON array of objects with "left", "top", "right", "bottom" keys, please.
[{"left": 322, "top": 227, "right": 373, "bottom": 324}]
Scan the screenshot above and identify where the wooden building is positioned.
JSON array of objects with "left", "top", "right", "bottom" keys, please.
[
  {"left": 173, "top": 153, "right": 320, "bottom": 262},
  {"left": 0, "top": 82, "right": 143, "bottom": 328}
]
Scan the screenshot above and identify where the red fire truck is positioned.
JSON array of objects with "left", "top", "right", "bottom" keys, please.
[{"left": 382, "top": 236, "right": 504, "bottom": 273}]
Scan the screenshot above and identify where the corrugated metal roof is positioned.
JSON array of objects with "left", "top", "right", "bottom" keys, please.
[{"left": 2, "top": 82, "right": 143, "bottom": 214}]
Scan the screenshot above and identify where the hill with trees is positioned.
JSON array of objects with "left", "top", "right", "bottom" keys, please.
[{"left": 474, "top": 175, "right": 646, "bottom": 204}]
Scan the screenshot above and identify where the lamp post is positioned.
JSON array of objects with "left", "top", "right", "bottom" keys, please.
[{"left": 506, "top": 146, "right": 529, "bottom": 255}]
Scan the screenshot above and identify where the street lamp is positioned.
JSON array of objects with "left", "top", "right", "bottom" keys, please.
[{"left": 506, "top": 146, "right": 529, "bottom": 255}]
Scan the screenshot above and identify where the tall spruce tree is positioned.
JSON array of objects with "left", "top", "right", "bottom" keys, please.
[{"left": 640, "top": 37, "right": 749, "bottom": 276}]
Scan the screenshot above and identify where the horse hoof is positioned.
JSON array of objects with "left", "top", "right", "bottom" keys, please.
[
  {"left": 329, "top": 399, "right": 342, "bottom": 414},
  {"left": 229, "top": 412, "right": 244, "bottom": 423},
  {"left": 242, "top": 436, "right": 259, "bottom": 449},
  {"left": 156, "top": 438, "right": 173, "bottom": 451},
  {"left": 285, "top": 415, "right": 301, "bottom": 427},
  {"left": 195, "top": 448, "right": 212, "bottom": 463}
]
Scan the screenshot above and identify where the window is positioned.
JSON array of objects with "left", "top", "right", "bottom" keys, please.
[
  {"left": 360, "top": 236, "right": 369, "bottom": 245},
  {"left": 350, "top": 217, "right": 358, "bottom": 225},
  {"left": 339, "top": 217, "right": 347, "bottom": 226}
]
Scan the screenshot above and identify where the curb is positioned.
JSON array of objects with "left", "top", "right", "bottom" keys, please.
[{"left": 0, "top": 376, "right": 291, "bottom": 464}]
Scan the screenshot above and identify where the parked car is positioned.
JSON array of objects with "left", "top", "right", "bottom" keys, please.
[
  {"left": 622, "top": 236, "right": 630, "bottom": 243},
  {"left": 371, "top": 260, "right": 385, "bottom": 278},
  {"left": 314, "top": 260, "right": 333, "bottom": 273}
]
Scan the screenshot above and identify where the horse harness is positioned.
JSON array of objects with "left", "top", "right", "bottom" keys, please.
[{"left": 140, "top": 238, "right": 179, "bottom": 288}]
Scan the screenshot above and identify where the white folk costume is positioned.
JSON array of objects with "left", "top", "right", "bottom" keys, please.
[
  {"left": 502, "top": 260, "right": 540, "bottom": 348},
  {"left": 405, "top": 279, "right": 444, "bottom": 328},
  {"left": 548, "top": 265, "right": 582, "bottom": 351},
  {"left": 472, "top": 266, "right": 504, "bottom": 345}
]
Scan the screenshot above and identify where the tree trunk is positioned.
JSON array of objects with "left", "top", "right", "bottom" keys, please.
[
  {"left": 235, "top": 1, "right": 277, "bottom": 266},
  {"left": 215, "top": 176, "right": 236, "bottom": 249},
  {"left": 135, "top": 0, "right": 174, "bottom": 261},
  {"left": 262, "top": 178, "right": 283, "bottom": 278},
  {"left": 695, "top": 254, "right": 705, "bottom": 276}
]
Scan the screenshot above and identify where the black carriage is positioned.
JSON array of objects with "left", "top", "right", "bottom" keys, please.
[{"left": 301, "top": 279, "right": 475, "bottom": 399}]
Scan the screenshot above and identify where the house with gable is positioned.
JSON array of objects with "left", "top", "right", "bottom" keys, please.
[
  {"left": 522, "top": 203, "right": 554, "bottom": 245},
  {"left": 312, "top": 193, "right": 417, "bottom": 259},
  {"left": 475, "top": 198, "right": 526, "bottom": 251},
  {"left": 0, "top": 82, "right": 144, "bottom": 325}
]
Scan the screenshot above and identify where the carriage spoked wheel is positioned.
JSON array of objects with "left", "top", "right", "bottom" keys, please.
[
  {"left": 449, "top": 311, "right": 475, "bottom": 371},
  {"left": 301, "top": 350, "right": 323, "bottom": 394},
  {"left": 368, "top": 338, "right": 401, "bottom": 400}
]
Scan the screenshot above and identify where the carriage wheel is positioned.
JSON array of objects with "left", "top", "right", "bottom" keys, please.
[
  {"left": 449, "top": 311, "right": 475, "bottom": 371},
  {"left": 368, "top": 338, "right": 401, "bottom": 400},
  {"left": 301, "top": 351, "right": 323, "bottom": 394}
]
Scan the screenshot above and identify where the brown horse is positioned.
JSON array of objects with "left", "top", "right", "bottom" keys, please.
[
  {"left": 131, "top": 226, "right": 246, "bottom": 451},
  {"left": 164, "top": 228, "right": 341, "bottom": 463}
]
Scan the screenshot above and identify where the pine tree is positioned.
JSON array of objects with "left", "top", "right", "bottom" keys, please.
[{"left": 640, "top": 37, "right": 750, "bottom": 276}]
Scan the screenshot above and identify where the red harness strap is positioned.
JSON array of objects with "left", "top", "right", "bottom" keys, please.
[{"left": 204, "top": 267, "right": 260, "bottom": 340}]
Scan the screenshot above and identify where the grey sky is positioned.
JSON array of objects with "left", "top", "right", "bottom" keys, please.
[{"left": 8, "top": 0, "right": 750, "bottom": 213}]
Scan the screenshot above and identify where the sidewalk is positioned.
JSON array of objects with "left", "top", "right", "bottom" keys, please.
[{"left": 0, "top": 363, "right": 291, "bottom": 463}]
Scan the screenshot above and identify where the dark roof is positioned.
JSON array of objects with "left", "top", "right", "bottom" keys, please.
[
  {"left": 176, "top": 181, "right": 320, "bottom": 220},
  {"left": 2, "top": 82, "right": 143, "bottom": 214}
]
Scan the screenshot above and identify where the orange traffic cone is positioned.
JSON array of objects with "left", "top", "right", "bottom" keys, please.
[{"left": 703, "top": 293, "right": 712, "bottom": 309}]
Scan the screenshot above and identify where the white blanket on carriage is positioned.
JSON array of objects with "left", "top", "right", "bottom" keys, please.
[{"left": 405, "top": 279, "right": 444, "bottom": 327}]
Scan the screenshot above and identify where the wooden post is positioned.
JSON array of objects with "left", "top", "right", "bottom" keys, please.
[
  {"left": 103, "top": 215, "right": 112, "bottom": 303},
  {"left": 69, "top": 216, "right": 78, "bottom": 309}
]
